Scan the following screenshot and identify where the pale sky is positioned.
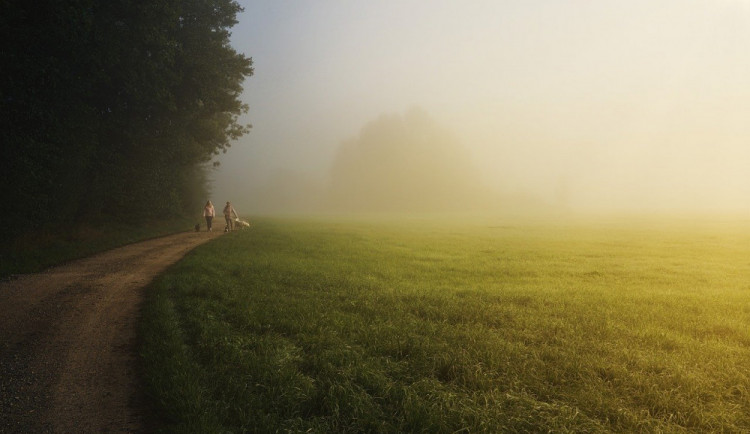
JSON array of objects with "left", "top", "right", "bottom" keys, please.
[{"left": 214, "top": 0, "right": 750, "bottom": 215}]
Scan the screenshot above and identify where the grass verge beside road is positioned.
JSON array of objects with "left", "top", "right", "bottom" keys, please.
[
  {"left": 0, "top": 217, "right": 195, "bottom": 278},
  {"left": 140, "top": 216, "right": 750, "bottom": 432}
]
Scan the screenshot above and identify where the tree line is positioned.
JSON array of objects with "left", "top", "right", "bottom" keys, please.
[{"left": 0, "top": 0, "right": 252, "bottom": 240}]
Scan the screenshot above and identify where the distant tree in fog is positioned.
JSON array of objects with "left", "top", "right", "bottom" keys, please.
[{"left": 328, "top": 108, "right": 488, "bottom": 213}]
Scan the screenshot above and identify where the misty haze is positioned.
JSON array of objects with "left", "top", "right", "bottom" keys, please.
[
  {"left": 214, "top": 1, "right": 750, "bottom": 218},
  {"left": 249, "top": 108, "right": 542, "bottom": 215}
]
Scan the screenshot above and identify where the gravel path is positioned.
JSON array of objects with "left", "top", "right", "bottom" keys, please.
[{"left": 0, "top": 229, "right": 223, "bottom": 433}]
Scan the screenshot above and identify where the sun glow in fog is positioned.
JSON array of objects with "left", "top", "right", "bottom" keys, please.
[{"left": 215, "top": 0, "right": 750, "bottom": 216}]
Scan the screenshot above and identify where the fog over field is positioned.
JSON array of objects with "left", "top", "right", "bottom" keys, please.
[{"left": 213, "top": 0, "right": 750, "bottom": 216}]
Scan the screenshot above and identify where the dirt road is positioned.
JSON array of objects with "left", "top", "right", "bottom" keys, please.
[{"left": 0, "top": 229, "right": 223, "bottom": 433}]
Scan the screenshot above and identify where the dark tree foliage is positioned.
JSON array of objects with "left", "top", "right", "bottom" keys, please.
[{"left": 0, "top": 0, "right": 252, "bottom": 238}]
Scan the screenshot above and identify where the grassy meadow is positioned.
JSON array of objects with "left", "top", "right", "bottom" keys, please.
[{"left": 140, "top": 216, "right": 750, "bottom": 432}]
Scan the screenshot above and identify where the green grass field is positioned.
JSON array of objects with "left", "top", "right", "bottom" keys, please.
[{"left": 139, "top": 216, "right": 750, "bottom": 432}]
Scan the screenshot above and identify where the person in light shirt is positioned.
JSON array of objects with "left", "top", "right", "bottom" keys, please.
[
  {"left": 203, "top": 200, "right": 215, "bottom": 232},
  {"left": 223, "top": 201, "right": 239, "bottom": 231}
]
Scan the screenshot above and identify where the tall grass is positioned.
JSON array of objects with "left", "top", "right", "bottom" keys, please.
[{"left": 140, "top": 216, "right": 750, "bottom": 432}]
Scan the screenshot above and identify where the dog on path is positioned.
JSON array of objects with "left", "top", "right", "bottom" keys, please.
[{"left": 234, "top": 219, "right": 250, "bottom": 229}]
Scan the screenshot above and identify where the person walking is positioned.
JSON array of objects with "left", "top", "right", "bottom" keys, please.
[
  {"left": 204, "top": 200, "right": 215, "bottom": 231},
  {"left": 223, "top": 201, "right": 238, "bottom": 231}
]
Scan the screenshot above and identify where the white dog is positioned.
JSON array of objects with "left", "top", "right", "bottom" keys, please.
[{"left": 234, "top": 218, "right": 250, "bottom": 229}]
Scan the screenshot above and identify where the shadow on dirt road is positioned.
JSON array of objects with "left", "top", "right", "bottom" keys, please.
[{"left": 0, "top": 229, "right": 224, "bottom": 433}]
